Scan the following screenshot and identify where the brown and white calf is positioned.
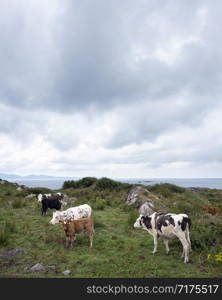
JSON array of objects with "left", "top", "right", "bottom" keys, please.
[
  {"left": 134, "top": 212, "right": 191, "bottom": 263},
  {"left": 61, "top": 217, "right": 94, "bottom": 249}
]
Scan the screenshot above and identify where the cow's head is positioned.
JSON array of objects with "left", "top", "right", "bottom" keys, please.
[
  {"left": 49, "top": 211, "right": 62, "bottom": 224},
  {"left": 134, "top": 215, "right": 144, "bottom": 228},
  {"left": 134, "top": 215, "right": 152, "bottom": 230},
  {"left": 37, "top": 194, "right": 43, "bottom": 203}
]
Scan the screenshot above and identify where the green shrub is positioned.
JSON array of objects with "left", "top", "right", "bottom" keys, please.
[
  {"left": 149, "top": 183, "right": 185, "bottom": 198},
  {"left": 5, "top": 220, "right": 17, "bottom": 233},
  {"left": 126, "top": 210, "right": 139, "bottom": 228},
  {"left": 95, "top": 177, "right": 122, "bottom": 190},
  {"left": 63, "top": 177, "right": 97, "bottom": 189},
  {"left": 80, "top": 177, "right": 97, "bottom": 187},
  {"left": 93, "top": 197, "right": 107, "bottom": 210},
  {"left": 63, "top": 180, "right": 78, "bottom": 189},
  {"left": 26, "top": 187, "right": 52, "bottom": 194},
  {"left": 4, "top": 191, "right": 12, "bottom": 196},
  {"left": 191, "top": 219, "right": 222, "bottom": 250},
  {"left": 14, "top": 190, "right": 29, "bottom": 197},
  {"left": 0, "top": 220, "right": 16, "bottom": 246},
  {"left": 0, "top": 225, "right": 9, "bottom": 246},
  {"left": 11, "top": 198, "right": 25, "bottom": 209}
]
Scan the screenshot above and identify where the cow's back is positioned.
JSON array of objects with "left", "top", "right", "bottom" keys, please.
[
  {"left": 66, "top": 204, "right": 92, "bottom": 219},
  {"left": 156, "top": 213, "right": 190, "bottom": 238}
]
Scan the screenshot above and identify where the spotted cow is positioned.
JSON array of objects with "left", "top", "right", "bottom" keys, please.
[
  {"left": 49, "top": 204, "right": 92, "bottom": 224},
  {"left": 134, "top": 212, "right": 191, "bottom": 263}
]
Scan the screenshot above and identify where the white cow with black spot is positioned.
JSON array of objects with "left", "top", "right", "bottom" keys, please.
[
  {"left": 134, "top": 212, "right": 191, "bottom": 263},
  {"left": 49, "top": 204, "right": 92, "bottom": 224}
]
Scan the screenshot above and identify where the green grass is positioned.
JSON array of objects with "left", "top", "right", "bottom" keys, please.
[{"left": 0, "top": 180, "right": 222, "bottom": 277}]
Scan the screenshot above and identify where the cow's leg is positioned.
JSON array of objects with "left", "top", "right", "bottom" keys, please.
[
  {"left": 65, "top": 236, "right": 70, "bottom": 248},
  {"left": 70, "top": 236, "right": 74, "bottom": 249},
  {"left": 42, "top": 206, "right": 47, "bottom": 216},
  {"left": 177, "top": 233, "right": 189, "bottom": 263},
  {"left": 89, "top": 233, "right": 93, "bottom": 248},
  {"left": 41, "top": 205, "right": 45, "bottom": 216},
  {"left": 185, "top": 228, "right": 192, "bottom": 252},
  {"left": 152, "top": 234, "right": 158, "bottom": 254},
  {"left": 163, "top": 239, "right": 170, "bottom": 255}
]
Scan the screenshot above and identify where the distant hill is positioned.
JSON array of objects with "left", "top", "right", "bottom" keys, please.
[{"left": 0, "top": 173, "right": 76, "bottom": 180}]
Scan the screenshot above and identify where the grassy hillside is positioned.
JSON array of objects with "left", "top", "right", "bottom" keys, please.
[{"left": 0, "top": 178, "right": 222, "bottom": 278}]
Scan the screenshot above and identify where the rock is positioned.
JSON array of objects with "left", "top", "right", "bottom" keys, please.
[
  {"left": 16, "top": 185, "right": 26, "bottom": 191},
  {"left": 126, "top": 186, "right": 158, "bottom": 207},
  {"left": 189, "top": 187, "right": 208, "bottom": 191},
  {"left": 0, "top": 180, "right": 6, "bottom": 184},
  {"left": 25, "top": 194, "right": 36, "bottom": 199},
  {"left": 0, "top": 248, "right": 25, "bottom": 258},
  {"left": 30, "top": 263, "right": 44, "bottom": 272},
  {"left": 139, "top": 201, "right": 155, "bottom": 216},
  {"left": 69, "top": 197, "right": 78, "bottom": 203},
  {"left": 62, "top": 270, "right": 71, "bottom": 276}
]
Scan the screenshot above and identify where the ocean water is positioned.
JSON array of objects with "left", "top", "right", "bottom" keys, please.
[
  {"left": 15, "top": 179, "right": 66, "bottom": 190},
  {"left": 14, "top": 178, "right": 222, "bottom": 190}
]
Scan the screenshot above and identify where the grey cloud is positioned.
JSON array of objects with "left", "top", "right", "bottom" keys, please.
[
  {"left": 0, "top": 104, "right": 48, "bottom": 143},
  {"left": 1, "top": 0, "right": 218, "bottom": 113},
  {"left": 105, "top": 94, "right": 214, "bottom": 148}
]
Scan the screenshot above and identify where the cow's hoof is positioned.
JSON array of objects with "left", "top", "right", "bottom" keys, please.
[{"left": 152, "top": 251, "right": 157, "bottom": 254}]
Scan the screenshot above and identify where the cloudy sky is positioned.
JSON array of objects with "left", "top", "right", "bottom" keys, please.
[{"left": 0, "top": 0, "right": 222, "bottom": 178}]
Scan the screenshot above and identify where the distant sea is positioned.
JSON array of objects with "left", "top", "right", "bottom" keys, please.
[{"left": 13, "top": 178, "right": 222, "bottom": 190}]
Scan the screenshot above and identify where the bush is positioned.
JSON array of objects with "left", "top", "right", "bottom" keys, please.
[
  {"left": 63, "top": 180, "right": 78, "bottom": 189},
  {"left": 0, "top": 220, "right": 16, "bottom": 246},
  {"left": 80, "top": 177, "right": 97, "bottom": 187},
  {"left": 95, "top": 178, "right": 122, "bottom": 191},
  {"left": 93, "top": 197, "right": 107, "bottom": 210},
  {"left": 4, "top": 191, "right": 12, "bottom": 196},
  {"left": 149, "top": 183, "right": 185, "bottom": 198},
  {"left": 63, "top": 177, "right": 97, "bottom": 189},
  {"left": 191, "top": 217, "right": 222, "bottom": 250},
  {"left": 126, "top": 210, "right": 139, "bottom": 228},
  {"left": 11, "top": 198, "right": 25, "bottom": 209},
  {"left": 26, "top": 187, "right": 52, "bottom": 195}
]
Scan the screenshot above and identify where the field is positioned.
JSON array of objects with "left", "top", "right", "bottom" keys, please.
[{"left": 0, "top": 178, "right": 222, "bottom": 278}]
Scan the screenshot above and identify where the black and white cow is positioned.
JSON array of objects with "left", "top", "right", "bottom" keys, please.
[
  {"left": 41, "top": 194, "right": 63, "bottom": 216},
  {"left": 134, "top": 212, "right": 191, "bottom": 263},
  {"left": 38, "top": 193, "right": 67, "bottom": 205},
  {"left": 37, "top": 193, "right": 52, "bottom": 203}
]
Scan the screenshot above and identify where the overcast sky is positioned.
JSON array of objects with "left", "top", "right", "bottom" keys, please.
[{"left": 0, "top": 0, "right": 222, "bottom": 178}]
